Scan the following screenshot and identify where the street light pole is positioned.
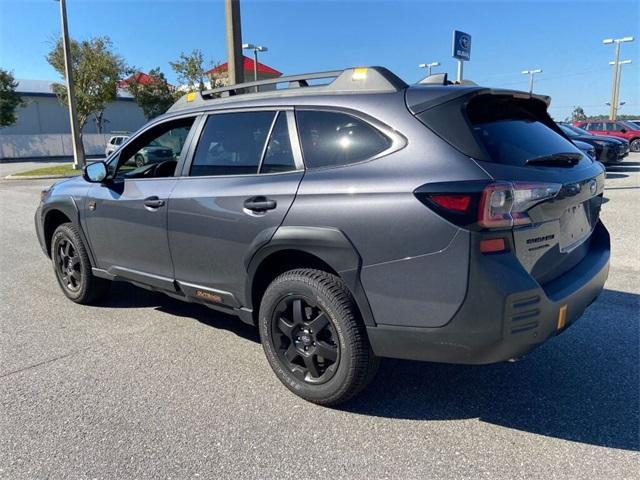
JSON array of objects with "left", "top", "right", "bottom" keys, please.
[
  {"left": 609, "top": 59, "right": 632, "bottom": 120},
  {"left": 56, "top": 0, "right": 85, "bottom": 170},
  {"left": 521, "top": 69, "right": 542, "bottom": 94},
  {"left": 603, "top": 36, "right": 634, "bottom": 120},
  {"left": 418, "top": 61, "right": 440, "bottom": 77},
  {"left": 242, "top": 44, "right": 268, "bottom": 83}
]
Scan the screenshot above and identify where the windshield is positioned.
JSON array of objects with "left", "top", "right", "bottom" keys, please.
[
  {"left": 559, "top": 124, "right": 578, "bottom": 137},
  {"left": 562, "top": 124, "right": 589, "bottom": 136}
]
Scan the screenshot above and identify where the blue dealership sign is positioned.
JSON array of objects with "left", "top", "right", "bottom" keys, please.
[{"left": 452, "top": 30, "right": 472, "bottom": 61}]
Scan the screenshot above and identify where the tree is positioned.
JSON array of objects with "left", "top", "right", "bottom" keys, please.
[
  {"left": 46, "top": 36, "right": 126, "bottom": 133},
  {"left": 0, "top": 69, "right": 24, "bottom": 128},
  {"left": 126, "top": 68, "right": 178, "bottom": 119},
  {"left": 568, "top": 106, "right": 587, "bottom": 123},
  {"left": 170, "top": 49, "right": 206, "bottom": 92},
  {"left": 207, "top": 62, "right": 229, "bottom": 88}
]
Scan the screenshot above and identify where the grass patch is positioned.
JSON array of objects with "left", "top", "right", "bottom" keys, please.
[{"left": 12, "top": 163, "right": 82, "bottom": 177}]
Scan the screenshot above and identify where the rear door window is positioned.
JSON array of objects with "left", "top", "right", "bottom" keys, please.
[
  {"left": 190, "top": 111, "right": 276, "bottom": 176},
  {"left": 296, "top": 110, "right": 391, "bottom": 169},
  {"left": 260, "top": 113, "right": 297, "bottom": 174}
]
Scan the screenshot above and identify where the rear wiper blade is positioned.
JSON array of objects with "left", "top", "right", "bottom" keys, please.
[{"left": 525, "top": 152, "right": 582, "bottom": 167}]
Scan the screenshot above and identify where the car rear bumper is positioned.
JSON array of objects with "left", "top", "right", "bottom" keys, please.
[{"left": 366, "top": 221, "right": 610, "bottom": 364}]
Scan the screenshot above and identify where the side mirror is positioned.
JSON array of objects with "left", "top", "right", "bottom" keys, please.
[
  {"left": 83, "top": 161, "right": 108, "bottom": 183},
  {"left": 620, "top": 128, "right": 627, "bottom": 133}
]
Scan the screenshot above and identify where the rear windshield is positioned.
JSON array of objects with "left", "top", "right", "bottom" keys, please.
[{"left": 468, "top": 97, "right": 581, "bottom": 166}]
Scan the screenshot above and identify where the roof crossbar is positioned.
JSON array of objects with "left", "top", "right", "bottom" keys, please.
[
  {"left": 168, "top": 67, "right": 408, "bottom": 112},
  {"left": 202, "top": 70, "right": 344, "bottom": 99}
]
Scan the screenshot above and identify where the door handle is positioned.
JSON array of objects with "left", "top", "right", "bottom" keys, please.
[
  {"left": 244, "top": 196, "right": 277, "bottom": 212},
  {"left": 144, "top": 196, "right": 165, "bottom": 209}
]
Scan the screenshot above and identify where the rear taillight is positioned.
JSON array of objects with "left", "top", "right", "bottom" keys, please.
[
  {"left": 415, "top": 181, "right": 561, "bottom": 230},
  {"left": 478, "top": 182, "right": 561, "bottom": 228}
]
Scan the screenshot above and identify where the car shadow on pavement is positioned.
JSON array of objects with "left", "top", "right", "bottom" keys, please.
[
  {"left": 606, "top": 162, "right": 640, "bottom": 173},
  {"left": 343, "top": 288, "right": 639, "bottom": 452},
  {"left": 605, "top": 173, "right": 628, "bottom": 179},
  {"left": 102, "top": 282, "right": 260, "bottom": 343},
  {"left": 101, "top": 283, "right": 638, "bottom": 451}
]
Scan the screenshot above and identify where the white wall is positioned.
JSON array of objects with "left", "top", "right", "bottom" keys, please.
[
  {"left": 0, "top": 134, "right": 110, "bottom": 159},
  {"left": 1, "top": 95, "right": 146, "bottom": 135}
]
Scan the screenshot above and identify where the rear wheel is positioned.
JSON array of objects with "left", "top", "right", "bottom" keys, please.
[
  {"left": 259, "top": 269, "right": 378, "bottom": 406},
  {"left": 51, "top": 223, "right": 110, "bottom": 304},
  {"left": 630, "top": 138, "right": 640, "bottom": 153},
  {"left": 135, "top": 154, "right": 145, "bottom": 167}
]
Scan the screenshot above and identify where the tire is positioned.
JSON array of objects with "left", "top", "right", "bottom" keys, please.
[
  {"left": 51, "top": 223, "right": 110, "bottom": 304},
  {"left": 630, "top": 138, "right": 640, "bottom": 153},
  {"left": 259, "top": 268, "right": 379, "bottom": 406},
  {"left": 135, "top": 154, "right": 145, "bottom": 167}
]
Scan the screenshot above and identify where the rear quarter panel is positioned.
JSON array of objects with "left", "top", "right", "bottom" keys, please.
[{"left": 283, "top": 100, "right": 489, "bottom": 327}]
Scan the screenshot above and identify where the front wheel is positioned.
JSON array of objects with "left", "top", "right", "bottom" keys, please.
[
  {"left": 259, "top": 269, "right": 379, "bottom": 406},
  {"left": 51, "top": 223, "right": 110, "bottom": 304},
  {"left": 630, "top": 138, "right": 640, "bottom": 153}
]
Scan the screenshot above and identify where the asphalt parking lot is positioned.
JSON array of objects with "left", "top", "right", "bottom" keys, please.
[{"left": 1, "top": 156, "right": 638, "bottom": 479}]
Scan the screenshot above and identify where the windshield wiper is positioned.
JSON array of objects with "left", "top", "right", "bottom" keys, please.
[{"left": 525, "top": 152, "right": 582, "bottom": 167}]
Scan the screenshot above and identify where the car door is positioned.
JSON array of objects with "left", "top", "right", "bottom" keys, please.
[
  {"left": 168, "top": 109, "right": 304, "bottom": 307},
  {"left": 590, "top": 122, "right": 607, "bottom": 137},
  {"left": 83, "top": 115, "right": 199, "bottom": 290}
]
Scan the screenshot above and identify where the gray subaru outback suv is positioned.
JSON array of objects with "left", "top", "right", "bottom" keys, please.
[{"left": 35, "top": 67, "right": 610, "bottom": 405}]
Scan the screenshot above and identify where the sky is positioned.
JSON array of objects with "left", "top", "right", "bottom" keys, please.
[{"left": 1, "top": 0, "right": 638, "bottom": 120}]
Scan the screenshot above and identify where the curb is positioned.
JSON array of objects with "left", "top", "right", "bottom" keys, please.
[{"left": 4, "top": 174, "right": 79, "bottom": 180}]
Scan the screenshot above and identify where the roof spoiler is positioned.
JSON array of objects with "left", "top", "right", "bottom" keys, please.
[{"left": 418, "top": 73, "right": 478, "bottom": 86}]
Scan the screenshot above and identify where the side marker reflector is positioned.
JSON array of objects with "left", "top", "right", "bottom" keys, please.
[
  {"left": 479, "top": 238, "right": 506, "bottom": 254},
  {"left": 186, "top": 92, "right": 196, "bottom": 102},
  {"left": 557, "top": 305, "right": 567, "bottom": 330}
]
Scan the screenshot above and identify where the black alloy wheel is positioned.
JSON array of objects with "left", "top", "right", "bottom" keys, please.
[
  {"left": 50, "top": 223, "right": 111, "bottom": 304},
  {"left": 270, "top": 295, "right": 340, "bottom": 384},
  {"left": 259, "top": 269, "right": 379, "bottom": 406},
  {"left": 54, "top": 236, "right": 82, "bottom": 293}
]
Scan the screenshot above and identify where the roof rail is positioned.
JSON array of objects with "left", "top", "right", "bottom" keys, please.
[{"left": 168, "top": 66, "right": 407, "bottom": 112}]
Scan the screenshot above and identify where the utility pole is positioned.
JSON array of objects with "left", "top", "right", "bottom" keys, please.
[
  {"left": 521, "top": 69, "right": 542, "bottom": 94},
  {"left": 610, "top": 59, "right": 632, "bottom": 120},
  {"left": 603, "top": 36, "right": 634, "bottom": 120},
  {"left": 56, "top": 0, "right": 85, "bottom": 169},
  {"left": 225, "top": 0, "right": 244, "bottom": 86},
  {"left": 418, "top": 62, "right": 440, "bottom": 77}
]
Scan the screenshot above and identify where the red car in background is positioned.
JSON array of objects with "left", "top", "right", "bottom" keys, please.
[{"left": 574, "top": 120, "right": 640, "bottom": 152}]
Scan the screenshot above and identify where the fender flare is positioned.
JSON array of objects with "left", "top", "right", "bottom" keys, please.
[
  {"left": 245, "top": 226, "right": 376, "bottom": 326},
  {"left": 41, "top": 196, "right": 97, "bottom": 267}
]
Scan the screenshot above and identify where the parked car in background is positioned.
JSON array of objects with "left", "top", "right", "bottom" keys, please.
[
  {"left": 557, "top": 123, "right": 628, "bottom": 164},
  {"left": 574, "top": 120, "right": 640, "bottom": 152},
  {"left": 573, "top": 140, "right": 596, "bottom": 160},
  {"left": 626, "top": 119, "right": 640, "bottom": 129},
  {"left": 131, "top": 141, "right": 177, "bottom": 167},
  {"left": 105, "top": 135, "right": 129, "bottom": 157},
  {"left": 36, "top": 67, "right": 609, "bottom": 405}
]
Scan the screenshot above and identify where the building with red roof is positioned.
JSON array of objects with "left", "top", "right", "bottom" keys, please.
[{"left": 205, "top": 56, "right": 282, "bottom": 82}]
